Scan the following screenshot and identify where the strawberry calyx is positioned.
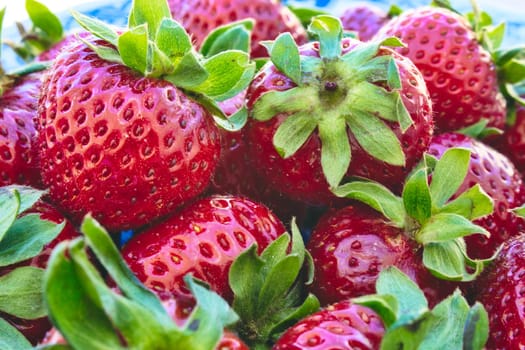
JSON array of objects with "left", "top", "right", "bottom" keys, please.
[
  {"left": 0, "top": 186, "right": 65, "bottom": 325},
  {"left": 71, "top": 0, "right": 255, "bottom": 131},
  {"left": 43, "top": 215, "right": 238, "bottom": 350},
  {"left": 334, "top": 147, "right": 495, "bottom": 281},
  {"left": 3, "top": 0, "right": 64, "bottom": 63},
  {"left": 353, "top": 266, "right": 488, "bottom": 349},
  {"left": 252, "top": 15, "right": 413, "bottom": 189},
  {"left": 229, "top": 219, "right": 319, "bottom": 349}
]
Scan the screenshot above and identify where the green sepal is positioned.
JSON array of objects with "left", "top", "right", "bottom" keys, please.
[
  {"left": 127, "top": 0, "right": 171, "bottom": 40},
  {"left": 26, "top": 0, "right": 63, "bottom": 42},
  {"left": 287, "top": 5, "right": 328, "bottom": 28},
  {"left": 0, "top": 214, "right": 64, "bottom": 267},
  {"left": 0, "top": 318, "right": 33, "bottom": 350},
  {"left": 71, "top": 10, "right": 119, "bottom": 46},
  {"left": 118, "top": 24, "right": 149, "bottom": 75},
  {"left": 263, "top": 33, "right": 302, "bottom": 85},
  {"left": 402, "top": 168, "right": 432, "bottom": 224},
  {"left": 200, "top": 19, "right": 254, "bottom": 57},
  {"left": 332, "top": 180, "right": 406, "bottom": 228},
  {"left": 513, "top": 203, "right": 525, "bottom": 218},
  {"left": 319, "top": 117, "right": 351, "bottom": 189},
  {"left": 0, "top": 266, "right": 46, "bottom": 319},
  {"left": 352, "top": 294, "right": 398, "bottom": 327},
  {"left": 501, "top": 60, "right": 525, "bottom": 85},
  {"left": 463, "top": 302, "right": 490, "bottom": 350},
  {"left": 76, "top": 34, "right": 124, "bottom": 65},
  {"left": 307, "top": 15, "right": 343, "bottom": 59},
  {"left": 481, "top": 21, "right": 505, "bottom": 53},
  {"left": 380, "top": 313, "right": 435, "bottom": 350},
  {"left": 213, "top": 106, "right": 248, "bottom": 132},
  {"left": 251, "top": 87, "right": 317, "bottom": 122},
  {"left": 423, "top": 240, "right": 484, "bottom": 281},
  {"left": 0, "top": 189, "right": 21, "bottom": 242},
  {"left": 273, "top": 112, "right": 317, "bottom": 158},
  {"left": 416, "top": 213, "right": 490, "bottom": 244},
  {"left": 387, "top": 58, "right": 402, "bottom": 89},
  {"left": 439, "top": 184, "right": 493, "bottom": 221},
  {"left": 457, "top": 118, "right": 503, "bottom": 139},
  {"left": 0, "top": 7, "right": 5, "bottom": 60},
  {"left": 7, "top": 61, "right": 51, "bottom": 77},
  {"left": 164, "top": 52, "right": 209, "bottom": 89},
  {"left": 505, "top": 82, "right": 525, "bottom": 106},
  {"left": 230, "top": 220, "right": 319, "bottom": 347},
  {"left": 387, "top": 4, "right": 403, "bottom": 17},
  {"left": 35, "top": 346, "right": 72, "bottom": 350},
  {"left": 155, "top": 18, "right": 192, "bottom": 64},
  {"left": 429, "top": 148, "right": 471, "bottom": 208}
]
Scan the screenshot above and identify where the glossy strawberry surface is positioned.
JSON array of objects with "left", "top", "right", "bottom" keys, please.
[
  {"left": 428, "top": 132, "right": 525, "bottom": 259},
  {"left": 168, "top": 0, "right": 307, "bottom": 58},
  {"left": 497, "top": 102, "right": 525, "bottom": 174},
  {"left": 374, "top": 7, "right": 506, "bottom": 133},
  {"left": 340, "top": 4, "right": 389, "bottom": 41},
  {"left": 0, "top": 73, "right": 42, "bottom": 187},
  {"left": 272, "top": 300, "right": 385, "bottom": 350},
  {"left": 475, "top": 233, "right": 525, "bottom": 349},
  {"left": 38, "top": 40, "right": 221, "bottom": 231},
  {"left": 122, "top": 195, "right": 285, "bottom": 301}
]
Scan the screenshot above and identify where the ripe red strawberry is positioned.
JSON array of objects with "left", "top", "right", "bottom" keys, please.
[
  {"left": 122, "top": 195, "right": 285, "bottom": 301},
  {"left": 428, "top": 132, "right": 525, "bottom": 259},
  {"left": 168, "top": 0, "right": 307, "bottom": 58},
  {"left": 494, "top": 101, "right": 525, "bottom": 174},
  {"left": 37, "top": 1, "right": 254, "bottom": 231},
  {"left": 474, "top": 233, "right": 525, "bottom": 349},
  {"left": 373, "top": 6, "right": 506, "bottom": 133},
  {"left": 272, "top": 300, "right": 385, "bottom": 350},
  {"left": 309, "top": 147, "right": 495, "bottom": 306},
  {"left": 246, "top": 17, "right": 433, "bottom": 205},
  {"left": 0, "top": 72, "right": 42, "bottom": 187},
  {"left": 339, "top": 4, "right": 391, "bottom": 41}
]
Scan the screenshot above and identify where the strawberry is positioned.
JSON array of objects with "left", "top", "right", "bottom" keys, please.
[
  {"left": 309, "top": 148, "right": 495, "bottom": 306},
  {"left": 474, "top": 233, "right": 525, "bottom": 349},
  {"left": 0, "top": 185, "right": 78, "bottom": 344},
  {"left": 373, "top": 6, "right": 506, "bottom": 133},
  {"left": 494, "top": 99, "right": 525, "bottom": 174},
  {"left": 37, "top": 0, "right": 255, "bottom": 231},
  {"left": 245, "top": 16, "right": 433, "bottom": 205},
  {"left": 168, "top": 0, "right": 308, "bottom": 58},
  {"left": 428, "top": 132, "right": 525, "bottom": 259},
  {"left": 272, "top": 300, "right": 385, "bottom": 350},
  {"left": 122, "top": 195, "right": 285, "bottom": 301},
  {"left": 339, "top": 4, "right": 396, "bottom": 41}
]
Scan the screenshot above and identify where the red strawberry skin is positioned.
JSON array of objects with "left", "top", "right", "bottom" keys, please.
[
  {"left": 168, "top": 0, "right": 307, "bottom": 58},
  {"left": 38, "top": 41, "right": 221, "bottom": 231},
  {"left": 1, "top": 202, "right": 79, "bottom": 345},
  {"left": 340, "top": 4, "right": 389, "bottom": 41},
  {"left": 307, "top": 204, "right": 455, "bottom": 307},
  {"left": 246, "top": 38, "right": 433, "bottom": 205},
  {"left": 272, "top": 300, "right": 385, "bottom": 350},
  {"left": 374, "top": 7, "right": 506, "bottom": 133},
  {"left": 122, "top": 195, "right": 285, "bottom": 301},
  {"left": 428, "top": 133, "right": 525, "bottom": 259},
  {"left": 496, "top": 102, "right": 525, "bottom": 174},
  {"left": 0, "top": 73, "right": 43, "bottom": 188},
  {"left": 474, "top": 234, "right": 525, "bottom": 349}
]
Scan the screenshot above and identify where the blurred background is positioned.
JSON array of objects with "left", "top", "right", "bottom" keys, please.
[{"left": 2, "top": 0, "right": 525, "bottom": 70}]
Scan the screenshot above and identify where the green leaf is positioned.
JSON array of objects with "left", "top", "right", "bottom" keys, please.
[
  {"left": 213, "top": 106, "right": 248, "bottom": 132},
  {"left": 251, "top": 87, "right": 317, "bottom": 122},
  {"left": 416, "top": 213, "right": 489, "bottom": 244},
  {"left": 200, "top": 19, "right": 254, "bottom": 57},
  {"left": 501, "top": 59, "right": 525, "bottom": 84},
  {"left": 307, "top": 15, "right": 343, "bottom": 59},
  {"left": 505, "top": 83, "right": 525, "bottom": 105},
  {"left": 495, "top": 45, "right": 525, "bottom": 67},
  {"left": 463, "top": 302, "right": 489, "bottom": 350},
  {"left": 332, "top": 180, "right": 406, "bottom": 227},
  {"left": 380, "top": 311, "right": 435, "bottom": 350},
  {"left": 419, "top": 290, "right": 470, "bottom": 350},
  {"left": 429, "top": 148, "right": 471, "bottom": 208},
  {"left": 127, "top": 0, "right": 171, "bottom": 40},
  {"left": 26, "top": 0, "right": 63, "bottom": 41},
  {"left": 423, "top": 240, "right": 482, "bottom": 281},
  {"left": 0, "top": 318, "right": 33, "bottom": 350},
  {"left": 71, "top": 10, "right": 119, "bottom": 46},
  {"left": 319, "top": 117, "right": 351, "bottom": 189},
  {"left": 268, "top": 293, "right": 320, "bottom": 341},
  {"left": 346, "top": 109, "right": 405, "bottom": 166},
  {"left": 80, "top": 216, "right": 170, "bottom": 322},
  {"left": 387, "top": 58, "right": 401, "bottom": 89},
  {"left": 267, "top": 33, "right": 302, "bottom": 85},
  {"left": 513, "top": 203, "right": 525, "bottom": 218},
  {"left": 76, "top": 35, "right": 124, "bottom": 65},
  {"left": 44, "top": 240, "right": 127, "bottom": 350},
  {"left": 352, "top": 294, "right": 398, "bottom": 327},
  {"left": 482, "top": 22, "right": 505, "bottom": 53},
  {"left": 439, "top": 184, "right": 493, "bottom": 220},
  {"left": 155, "top": 18, "right": 192, "bottom": 63},
  {"left": 394, "top": 91, "right": 413, "bottom": 132},
  {"left": 118, "top": 25, "right": 149, "bottom": 75},
  {"left": 0, "top": 266, "right": 46, "bottom": 319},
  {"left": 4, "top": 185, "right": 44, "bottom": 214},
  {"left": 273, "top": 112, "right": 317, "bottom": 158},
  {"left": 287, "top": 5, "right": 328, "bottom": 28},
  {"left": 192, "top": 51, "right": 255, "bottom": 101},
  {"left": 0, "top": 189, "right": 20, "bottom": 243},
  {"left": 457, "top": 119, "right": 490, "bottom": 138},
  {"left": 342, "top": 41, "right": 381, "bottom": 68},
  {"left": 376, "top": 267, "right": 428, "bottom": 319},
  {"left": 164, "top": 51, "right": 208, "bottom": 89},
  {"left": 0, "top": 214, "right": 65, "bottom": 266},
  {"left": 402, "top": 168, "right": 432, "bottom": 224}
]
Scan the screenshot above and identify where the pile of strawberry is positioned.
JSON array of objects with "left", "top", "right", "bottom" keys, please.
[{"left": 1, "top": 0, "right": 525, "bottom": 349}]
